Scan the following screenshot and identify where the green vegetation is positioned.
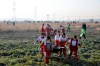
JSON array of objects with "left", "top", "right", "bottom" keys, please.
[
  {"left": 0, "top": 26, "right": 100, "bottom": 66},
  {"left": 0, "top": 38, "right": 100, "bottom": 66}
]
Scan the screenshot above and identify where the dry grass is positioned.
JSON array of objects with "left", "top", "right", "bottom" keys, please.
[{"left": 0, "top": 22, "right": 100, "bottom": 31}]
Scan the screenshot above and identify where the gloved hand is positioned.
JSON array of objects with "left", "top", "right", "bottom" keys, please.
[{"left": 44, "top": 52, "right": 46, "bottom": 57}]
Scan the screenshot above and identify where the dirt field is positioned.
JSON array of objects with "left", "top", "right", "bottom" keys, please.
[
  {"left": 0, "top": 22, "right": 100, "bottom": 40},
  {"left": 0, "top": 22, "right": 100, "bottom": 31}
]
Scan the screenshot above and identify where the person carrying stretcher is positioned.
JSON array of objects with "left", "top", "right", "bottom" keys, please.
[
  {"left": 41, "top": 36, "right": 52, "bottom": 65},
  {"left": 59, "top": 33, "right": 69, "bottom": 57},
  {"left": 54, "top": 31, "right": 61, "bottom": 56},
  {"left": 66, "top": 35, "right": 81, "bottom": 62},
  {"left": 59, "top": 25, "right": 65, "bottom": 33},
  {"left": 40, "top": 23, "right": 46, "bottom": 35},
  {"left": 37, "top": 33, "right": 46, "bottom": 60}
]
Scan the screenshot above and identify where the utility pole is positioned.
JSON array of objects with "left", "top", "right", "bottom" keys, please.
[
  {"left": 34, "top": 6, "right": 37, "bottom": 21},
  {"left": 47, "top": 14, "right": 49, "bottom": 21},
  {"left": 12, "top": 1, "right": 16, "bottom": 22}
]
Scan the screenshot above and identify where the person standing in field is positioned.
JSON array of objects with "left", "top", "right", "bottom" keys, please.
[
  {"left": 66, "top": 35, "right": 81, "bottom": 62},
  {"left": 45, "top": 24, "right": 53, "bottom": 36},
  {"left": 67, "top": 23, "right": 71, "bottom": 32},
  {"left": 80, "top": 23, "right": 86, "bottom": 39},
  {"left": 59, "top": 33, "right": 69, "bottom": 58},
  {"left": 41, "top": 36, "right": 52, "bottom": 65},
  {"left": 59, "top": 25, "right": 65, "bottom": 34},
  {"left": 54, "top": 31, "right": 61, "bottom": 55},
  {"left": 52, "top": 29, "right": 57, "bottom": 36},
  {"left": 40, "top": 23, "right": 46, "bottom": 35},
  {"left": 37, "top": 33, "right": 46, "bottom": 60}
]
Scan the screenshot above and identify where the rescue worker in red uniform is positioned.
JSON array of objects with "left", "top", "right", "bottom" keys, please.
[
  {"left": 45, "top": 24, "right": 50, "bottom": 36},
  {"left": 53, "top": 29, "right": 57, "bottom": 36},
  {"left": 59, "top": 33, "right": 69, "bottom": 57},
  {"left": 37, "top": 34, "right": 46, "bottom": 59},
  {"left": 40, "top": 23, "right": 46, "bottom": 35},
  {"left": 54, "top": 31, "right": 61, "bottom": 56},
  {"left": 55, "top": 31, "right": 60, "bottom": 47},
  {"left": 41, "top": 36, "right": 52, "bottom": 65},
  {"left": 59, "top": 25, "right": 65, "bottom": 33},
  {"left": 66, "top": 35, "right": 81, "bottom": 62},
  {"left": 45, "top": 24, "right": 54, "bottom": 36}
]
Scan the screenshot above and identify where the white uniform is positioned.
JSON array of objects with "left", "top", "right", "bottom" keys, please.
[
  {"left": 59, "top": 36, "right": 68, "bottom": 42},
  {"left": 37, "top": 36, "right": 46, "bottom": 42},
  {"left": 55, "top": 35, "right": 60, "bottom": 41},
  {"left": 60, "top": 26, "right": 64, "bottom": 30}
]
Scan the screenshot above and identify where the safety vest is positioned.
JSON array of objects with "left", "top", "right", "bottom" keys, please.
[
  {"left": 70, "top": 38, "right": 78, "bottom": 49},
  {"left": 46, "top": 40, "right": 51, "bottom": 50}
]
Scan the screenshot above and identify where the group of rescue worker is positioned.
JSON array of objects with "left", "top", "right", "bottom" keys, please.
[{"left": 37, "top": 23, "right": 86, "bottom": 65}]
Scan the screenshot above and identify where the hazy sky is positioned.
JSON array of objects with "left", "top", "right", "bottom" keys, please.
[{"left": 0, "top": 0, "right": 100, "bottom": 20}]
